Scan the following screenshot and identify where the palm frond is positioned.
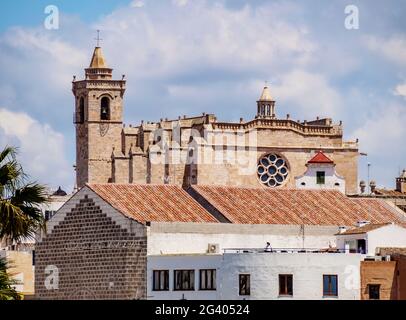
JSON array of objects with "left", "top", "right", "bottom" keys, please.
[
  {"left": 0, "top": 200, "right": 40, "bottom": 242},
  {"left": 0, "top": 257, "right": 21, "bottom": 300},
  {"left": 0, "top": 146, "right": 17, "bottom": 165},
  {"left": 12, "top": 183, "right": 48, "bottom": 206}
]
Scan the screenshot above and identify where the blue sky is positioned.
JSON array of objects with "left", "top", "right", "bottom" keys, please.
[{"left": 0, "top": 0, "right": 406, "bottom": 192}]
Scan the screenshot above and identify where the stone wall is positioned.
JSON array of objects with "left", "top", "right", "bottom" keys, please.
[
  {"left": 35, "top": 188, "right": 147, "bottom": 300},
  {"left": 360, "top": 261, "right": 397, "bottom": 300}
]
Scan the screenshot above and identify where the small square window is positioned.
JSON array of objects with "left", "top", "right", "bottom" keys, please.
[
  {"left": 368, "top": 284, "right": 380, "bottom": 300},
  {"left": 239, "top": 274, "right": 250, "bottom": 296},
  {"left": 199, "top": 269, "right": 216, "bottom": 291},
  {"left": 317, "top": 171, "right": 326, "bottom": 185},
  {"left": 153, "top": 270, "right": 169, "bottom": 291},
  {"left": 279, "top": 274, "right": 293, "bottom": 296},
  {"left": 323, "top": 275, "right": 338, "bottom": 297},
  {"left": 174, "top": 270, "right": 195, "bottom": 291}
]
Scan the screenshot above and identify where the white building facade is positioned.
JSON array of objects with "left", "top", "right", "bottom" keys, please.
[{"left": 147, "top": 252, "right": 364, "bottom": 300}]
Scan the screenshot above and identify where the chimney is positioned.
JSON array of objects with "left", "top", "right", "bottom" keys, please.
[
  {"left": 356, "top": 221, "right": 370, "bottom": 228},
  {"left": 370, "top": 180, "right": 376, "bottom": 194},
  {"left": 396, "top": 169, "right": 406, "bottom": 193},
  {"left": 359, "top": 180, "right": 366, "bottom": 194},
  {"left": 338, "top": 226, "right": 347, "bottom": 234}
]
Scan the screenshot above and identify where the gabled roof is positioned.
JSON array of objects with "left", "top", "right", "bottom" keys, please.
[
  {"left": 83, "top": 184, "right": 406, "bottom": 227},
  {"left": 307, "top": 151, "right": 334, "bottom": 164},
  {"left": 189, "top": 185, "right": 406, "bottom": 226},
  {"left": 336, "top": 223, "right": 392, "bottom": 235},
  {"left": 86, "top": 184, "right": 218, "bottom": 224}
]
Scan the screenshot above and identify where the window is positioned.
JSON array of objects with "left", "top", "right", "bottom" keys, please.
[
  {"left": 79, "top": 97, "right": 85, "bottom": 123},
  {"left": 257, "top": 154, "right": 289, "bottom": 188},
  {"left": 100, "top": 97, "right": 110, "bottom": 120},
  {"left": 323, "top": 275, "right": 338, "bottom": 297},
  {"left": 200, "top": 269, "right": 216, "bottom": 291},
  {"left": 279, "top": 274, "right": 293, "bottom": 296},
  {"left": 153, "top": 270, "right": 169, "bottom": 291},
  {"left": 316, "top": 171, "right": 326, "bottom": 185},
  {"left": 44, "top": 210, "right": 56, "bottom": 221},
  {"left": 368, "top": 284, "right": 380, "bottom": 300},
  {"left": 174, "top": 270, "right": 195, "bottom": 291},
  {"left": 239, "top": 274, "right": 250, "bottom": 296}
]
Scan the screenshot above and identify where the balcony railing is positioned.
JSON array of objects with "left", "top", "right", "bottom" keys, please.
[{"left": 223, "top": 247, "right": 352, "bottom": 254}]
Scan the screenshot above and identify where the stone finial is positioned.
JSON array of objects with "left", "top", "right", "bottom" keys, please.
[
  {"left": 359, "top": 180, "right": 366, "bottom": 194},
  {"left": 369, "top": 180, "right": 376, "bottom": 193},
  {"left": 240, "top": 118, "right": 244, "bottom": 123}
]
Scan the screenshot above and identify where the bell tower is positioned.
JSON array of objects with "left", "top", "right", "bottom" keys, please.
[
  {"left": 256, "top": 84, "right": 276, "bottom": 118},
  {"left": 72, "top": 45, "right": 126, "bottom": 188}
]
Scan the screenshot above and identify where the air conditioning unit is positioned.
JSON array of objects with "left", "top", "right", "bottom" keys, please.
[{"left": 208, "top": 243, "right": 220, "bottom": 254}]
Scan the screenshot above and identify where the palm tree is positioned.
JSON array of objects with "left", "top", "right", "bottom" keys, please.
[
  {"left": 0, "top": 257, "right": 20, "bottom": 300},
  {"left": 0, "top": 146, "right": 48, "bottom": 300},
  {"left": 0, "top": 146, "right": 47, "bottom": 241}
]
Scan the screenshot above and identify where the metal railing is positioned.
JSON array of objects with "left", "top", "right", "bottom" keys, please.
[{"left": 223, "top": 247, "right": 350, "bottom": 254}]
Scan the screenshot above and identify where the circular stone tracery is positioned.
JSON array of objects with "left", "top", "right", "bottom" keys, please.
[{"left": 257, "top": 153, "right": 289, "bottom": 187}]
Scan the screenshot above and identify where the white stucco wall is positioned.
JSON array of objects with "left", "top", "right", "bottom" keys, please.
[
  {"left": 148, "top": 223, "right": 339, "bottom": 255},
  {"left": 147, "top": 255, "right": 222, "bottom": 300},
  {"left": 336, "top": 224, "right": 406, "bottom": 256},
  {"left": 366, "top": 224, "right": 406, "bottom": 255},
  {"left": 147, "top": 252, "right": 364, "bottom": 300},
  {"left": 295, "top": 164, "right": 345, "bottom": 193}
]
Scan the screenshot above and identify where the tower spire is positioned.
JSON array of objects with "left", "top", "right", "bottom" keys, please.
[{"left": 256, "top": 83, "right": 276, "bottom": 119}]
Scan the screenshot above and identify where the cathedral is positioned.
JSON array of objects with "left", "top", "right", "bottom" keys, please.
[{"left": 72, "top": 46, "right": 359, "bottom": 194}]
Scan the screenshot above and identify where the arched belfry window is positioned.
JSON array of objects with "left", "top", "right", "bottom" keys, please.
[
  {"left": 79, "top": 97, "right": 85, "bottom": 123},
  {"left": 100, "top": 97, "right": 110, "bottom": 120}
]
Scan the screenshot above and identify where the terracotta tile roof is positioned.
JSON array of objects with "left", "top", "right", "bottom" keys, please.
[
  {"left": 378, "top": 247, "right": 406, "bottom": 256},
  {"left": 87, "top": 184, "right": 218, "bottom": 224},
  {"left": 307, "top": 151, "right": 334, "bottom": 164},
  {"left": 336, "top": 223, "right": 392, "bottom": 235},
  {"left": 375, "top": 188, "right": 406, "bottom": 197},
  {"left": 190, "top": 185, "right": 406, "bottom": 226}
]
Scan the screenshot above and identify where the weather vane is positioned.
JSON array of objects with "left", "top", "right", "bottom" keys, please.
[{"left": 94, "top": 30, "right": 103, "bottom": 47}]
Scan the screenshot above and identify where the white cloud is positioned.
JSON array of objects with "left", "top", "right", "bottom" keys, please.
[
  {"left": 99, "top": 2, "right": 316, "bottom": 78},
  {"left": 131, "top": 1, "right": 145, "bottom": 8},
  {"left": 365, "top": 34, "right": 406, "bottom": 65},
  {"left": 351, "top": 104, "right": 406, "bottom": 154},
  {"left": 394, "top": 83, "right": 406, "bottom": 98},
  {"left": 172, "top": 0, "right": 188, "bottom": 6},
  {"left": 271, "top": 70, "right": 342, "bottom": 118},
  {"left": 0, "top": 108, "right": 73, "bottom": 191}
]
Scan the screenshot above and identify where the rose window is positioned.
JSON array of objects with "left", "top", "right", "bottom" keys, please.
[{"left": 257, "top": 154, "right": 289, "bottom": 187}]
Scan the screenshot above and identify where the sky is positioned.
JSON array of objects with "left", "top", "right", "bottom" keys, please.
[{"left": 0, "top": 0, "right": 406, "bottom": 192}]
